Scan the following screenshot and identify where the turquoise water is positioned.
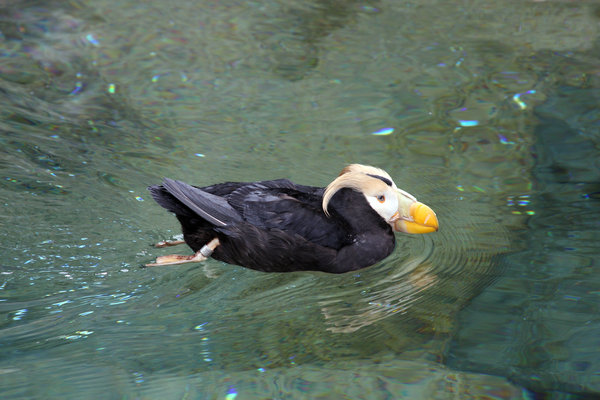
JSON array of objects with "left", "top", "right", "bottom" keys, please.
[{"left": 1, "top": 0, "right": 599, "bottom": 398}]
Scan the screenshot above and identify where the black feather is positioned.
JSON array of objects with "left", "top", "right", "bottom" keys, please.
[
  {"left": 148, "top": 185, "right": 193, "bottom": 216},
  {"left": 148, "top": 176, "right": 395, "bottom": 273},
  {"left": 161, "top": 178, "right": 242, "bottom": 226},
  {"left": 366, "top": 173, "right": 392, "bottom": 187}
]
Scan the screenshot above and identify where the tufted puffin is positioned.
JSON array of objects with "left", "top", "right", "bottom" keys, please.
[{"left": 146, "top": 164, "right": 438, "bottom": 273}]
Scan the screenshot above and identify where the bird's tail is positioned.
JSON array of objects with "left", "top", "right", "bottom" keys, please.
[{"left": 148, "top": 185, "right": 196, "bottom": 217}]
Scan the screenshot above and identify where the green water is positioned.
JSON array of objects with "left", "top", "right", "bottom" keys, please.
[{"left": 1, "top": 0, "right": 599, "bottom": 398}]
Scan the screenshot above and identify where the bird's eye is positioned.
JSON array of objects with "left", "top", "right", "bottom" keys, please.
[{"left": 377, "top": 195, "right": 385, "bottom": 203}]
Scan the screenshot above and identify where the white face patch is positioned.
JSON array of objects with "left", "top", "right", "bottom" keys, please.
[{"left": 364, "top": 186, "right": 400, "bottom": 223}]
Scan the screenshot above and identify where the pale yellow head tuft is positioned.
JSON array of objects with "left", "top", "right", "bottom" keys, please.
[{"left": 322, "top": 164, "right": 396, "bottom": 216}]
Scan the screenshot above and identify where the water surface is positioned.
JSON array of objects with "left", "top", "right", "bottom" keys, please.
[{"left": 1, "top": 0, "right": 599, "bottom": 398}]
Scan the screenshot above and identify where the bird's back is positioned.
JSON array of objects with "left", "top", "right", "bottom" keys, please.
[{"left": 149, "top": 178, "right": 350, "bottom": 250}]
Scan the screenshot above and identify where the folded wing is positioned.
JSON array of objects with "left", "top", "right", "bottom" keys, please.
[{"left": 157, "top": 178, "right": 243, "bottom": 227}]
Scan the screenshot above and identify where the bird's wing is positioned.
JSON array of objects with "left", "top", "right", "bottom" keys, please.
[
  {"left": 226, "top": 180, "right": 346, "bottom": 247},
  {"left": 227, "top": 179, "right": 321, "bottom": 210},
  {"left": 161, "top": 178, "right": 243, "bottom": 226}
]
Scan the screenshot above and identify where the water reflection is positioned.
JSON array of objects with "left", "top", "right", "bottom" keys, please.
[{"left": 320, "top": 257, "right": 438, "bottom": 333}]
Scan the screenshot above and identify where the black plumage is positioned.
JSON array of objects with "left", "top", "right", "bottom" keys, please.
[
  {"left": 148, "top": 179, "right": 394, "bottom": 273},
  {"left": 146, "top": 164, "right": 439, "bottom": 273}
]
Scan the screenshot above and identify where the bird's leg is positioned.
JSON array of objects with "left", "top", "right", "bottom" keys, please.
[
  {"left": 153, "top": 239, "right": 186, "bottom": 248},
  {"left": 145, "top": 238, "right": 220, "bottom": 267}
]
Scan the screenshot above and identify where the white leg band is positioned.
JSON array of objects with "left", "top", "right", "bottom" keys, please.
[{"left": 199, "top": 245, "right": 214, "bottom": 258}]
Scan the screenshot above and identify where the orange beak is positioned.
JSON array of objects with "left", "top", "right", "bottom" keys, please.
[{"left": 393, "top": 202, "right": 439, "bottom": 234}]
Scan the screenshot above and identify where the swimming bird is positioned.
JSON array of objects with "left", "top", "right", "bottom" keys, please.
[{"left": 146, "top": 164, "right": 438, "bottom": 273}]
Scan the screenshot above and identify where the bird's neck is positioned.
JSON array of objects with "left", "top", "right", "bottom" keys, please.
[{"left": 328, "top": 188, "right": 390, "bottom": 233}]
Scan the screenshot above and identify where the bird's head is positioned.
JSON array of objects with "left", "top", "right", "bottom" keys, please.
[{"left": 322, "top": 164, "right": 439, "bottom": 234}]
